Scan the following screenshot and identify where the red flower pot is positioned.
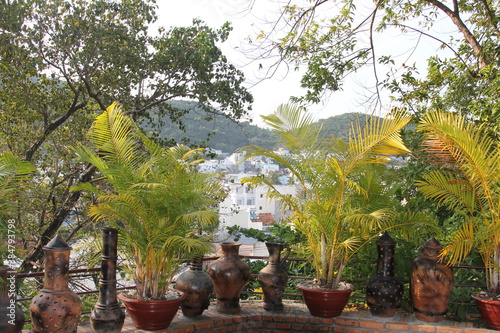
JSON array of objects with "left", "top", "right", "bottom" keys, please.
[
  {"left": 298, "top": 283, "right": 354, "bottom": 317},
  {"left": 472, "top": 294, "right": 500, "bottom": 330},
  {"left": 118, "top": 290, "right": 186, "bottom": 330}
]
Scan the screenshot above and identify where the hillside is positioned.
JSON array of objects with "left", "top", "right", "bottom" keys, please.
[{"left": 141, "top": 100, "right": 381, "bottom": 152}]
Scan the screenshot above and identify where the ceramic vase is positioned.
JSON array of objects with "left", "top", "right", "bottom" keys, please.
[
  {"left": 258, "top": 242, "right": 290, "bottom": 311},
  {"left": 0, "top": 266, "right": 24, "bottom": 333},
  {"left": 207, "top": 242, "right": 250, "bottom": 313},
  {"left": 90, "top": 228, "right": 125, "bottom": 333},
  {"left": 366, "top": 232, "right": 404, "bottom": 317},
  {"left": 176, "top": 257, "right": 214, "bottom": 317},
  {"left": 411, "top": 237, "right": 453, "bottom": 322},
  {"left": 30, "top": 234, "right": 82, "bottom": 333}
]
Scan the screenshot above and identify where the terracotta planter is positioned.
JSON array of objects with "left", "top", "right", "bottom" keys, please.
[
  {"left": 118, "top": 290, "right": 186, "bottom": 330},
  {"left": 472, "top": 294, "right": 500, "bottom": 330},
  {"left": 298, "top": 283, "right": 354, "bottom": 317}
]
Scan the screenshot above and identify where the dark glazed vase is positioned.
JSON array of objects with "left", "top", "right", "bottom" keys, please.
[
  {"left": 29, "top": 234, "right": 82, "bottom": 333},
  {"left": 366, "top": 232, "right": 404, "bottom": 317},
  {"left": 176, "top": 257, "right": 214, "bottom": 317},
  {"left": 207, "top": 242, "right": 250, "bottom": 313},
  {"left": 90, "top": 228, "right": 125, "bottom": 333},
  {"left": 258, "top": 242, "right": 291, "bottom": 311},
  {"left": 411, "top": 237, "right": 453, "bottom": 322},
  {"left": 0, "top": 266, "right": 24, "bottom": 333}
]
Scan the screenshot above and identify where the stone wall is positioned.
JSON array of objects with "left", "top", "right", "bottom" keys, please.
[{"left": 65, "top": 300, "right": 494, "bottom": 333}]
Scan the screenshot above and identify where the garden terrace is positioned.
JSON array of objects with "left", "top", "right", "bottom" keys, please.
[
  {"left": 22, "top": 300, "right": 495, "bottom": 333},
  {"left": 16, "top": 256, "right": 490, "bottom": 332}
]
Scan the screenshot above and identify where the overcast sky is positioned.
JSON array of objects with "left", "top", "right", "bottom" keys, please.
[{"left": 155, "top": 0, "right": 451, "bottom": 125}]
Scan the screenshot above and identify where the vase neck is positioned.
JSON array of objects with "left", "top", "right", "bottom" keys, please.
[
  {"left": 376, "top": 244, "right": 395, "bottom": 277},
  {"left": 190, "top": 257, "right": 203, "bottom": 271},
  {"left": 220, "top": 242, "right": 241, "bottom": 258},
  {"left": 44, "top": 250, "right": 70, "bottom": 291}
]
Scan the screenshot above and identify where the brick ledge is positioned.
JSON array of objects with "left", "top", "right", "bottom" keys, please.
[{"left": 46, "top": 300, "right": 495, "bottom": 332}]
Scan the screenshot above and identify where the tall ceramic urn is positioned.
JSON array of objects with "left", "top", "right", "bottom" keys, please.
[
  {"left": 208, "top": 242, "right": 250, "bottom": 313},
  {"left": 258, "top": 242, "right": 290, "bottom": 311},
  {"left": 176, "top": 257, "right": 214, "bottom": 317},
  {"left": 90, "top": 228, "right": 125, "bottom": 333},
  {"left": 30, "top": 234, "right": 82, "bottom": 333},
  {"left": 366, "top": 232, "right": 404, "bottom": 317},
  {"left": 0, "top": 266, "right": 24, "bottom": 333},
  {"left": 411, "top": 237, "right": 453, "bottom": 322}
]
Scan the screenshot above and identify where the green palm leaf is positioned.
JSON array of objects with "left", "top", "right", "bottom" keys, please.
[
  {"left": 73, "top": 103, "right": 223, "bottom": 299},
  {"left": 240, "top": 104, "right": 431, "bottom": 289}
]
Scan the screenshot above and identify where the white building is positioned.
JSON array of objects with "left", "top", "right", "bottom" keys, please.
[{"left": 218, "top": 181, "right": 296, "bottom": 231}]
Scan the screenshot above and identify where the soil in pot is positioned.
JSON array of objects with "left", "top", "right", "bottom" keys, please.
[
  {"left": 298, "top": 281, "right": 355, "bottom": 318},
  {"left": 118, "top": 289, "right": 186, "bottom": 330}
]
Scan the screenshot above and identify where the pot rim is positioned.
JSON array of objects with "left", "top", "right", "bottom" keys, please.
[
  {"left": 297, "top": 282, "right": 355, "bottom": 292},
  {"left": 471, "top": 293, "right": 500, "bottom": 304},
  {"left": 118, "top": 288, "right": 186, "bottom": 303}
]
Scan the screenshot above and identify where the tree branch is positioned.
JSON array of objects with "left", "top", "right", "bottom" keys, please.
[
  {"left": 479, "top": 0, "right": 500, "bottom": 36},
  {"left": 425, "top": 0, "right": 487, "bottom": 68},
  {"left": 24, "top": 97, "right": 87, "bottom": 162},
  {"left": 369, "top": 0, "right": 383, "bottom": 110},
  {"left": 19, "top": 164, "right": 96, "bottom": 272}
]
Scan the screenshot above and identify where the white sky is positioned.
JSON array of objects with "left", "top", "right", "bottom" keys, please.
[{"left": 155, "top": 0, "right": 453, "bottom": 126}]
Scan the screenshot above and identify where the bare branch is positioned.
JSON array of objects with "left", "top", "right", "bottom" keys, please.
[
  {"left": 425, "top": 0, "right": 487, "bottom": 68},
  {"left": 369, "top": 0, "right": 383, "bottom": 110}
]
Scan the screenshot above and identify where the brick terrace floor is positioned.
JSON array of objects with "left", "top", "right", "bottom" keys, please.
[{"left": 39, "top": 300, "right": 496, "bottom": 333}]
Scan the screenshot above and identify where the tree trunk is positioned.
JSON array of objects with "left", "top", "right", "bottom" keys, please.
[{"left": 19, "top": 165, "right": 95, "bottom": 272}]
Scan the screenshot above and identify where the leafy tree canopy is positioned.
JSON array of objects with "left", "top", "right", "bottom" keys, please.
[
  {"left": 0, "top": 0, "right": 252, "bottom": 271},
  {"left": 247, "top": 0, "right": 499, "bottom": 133}
]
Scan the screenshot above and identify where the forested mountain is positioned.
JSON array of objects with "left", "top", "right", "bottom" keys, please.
[{"left": 142, "top": 100, "right": 382, "bottom": 152}]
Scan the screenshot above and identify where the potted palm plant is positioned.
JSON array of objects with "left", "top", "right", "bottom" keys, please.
[
  {"left": 73, "top": 103, "right": 225, "bottom": 330},
  {"left": 241, "top": 104, "right": 435, "bottom": 317},
  {"left": 415, "top": 110, "right": 500, "bottom": 330}
]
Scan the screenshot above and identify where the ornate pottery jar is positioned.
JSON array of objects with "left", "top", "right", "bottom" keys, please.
[
  {"left": 366, "top": 232, "right": 404, "bottom": 317},
  {"left": 30, "top": 234, "right": 82, "bottom": 333},
  {"left": 411, "top": 237, "right": 453, "bottom": 322},
  {"left": 258, "top": 242, "right": 290, "bottom": 311},
  {"left": 176, "top": 257, "right": 214, "bottom": 317},
  {"left": 207, "top": 242, "right": 250, "bottom": 313},
  {"left": 90, "top": 228, "right": 125, "bottom": 333},
  {"left": 0, "top": 266, "right": 24, "bottom": 333}
]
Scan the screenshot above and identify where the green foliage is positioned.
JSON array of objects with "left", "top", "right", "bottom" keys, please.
[
  {"left": 0, "top": 152, "right": 35, "bottom": 264},
  {"left": 415, "top": 110, "right": 500, "bottom": 294},
  {"left": 251, "top": 1, "right": 500, "bottom": 138},
  {"left": 73, "top": 103, "right": 226, "bottom": 300},
  {"left": 241, "top": 104, "right": 438, "bottom": 289},
  {"left": 0, "top": 0, "right": 252, "bottom": 271},
  {"left": 227, "top": 222, "right": 306, "bottom": 246}
]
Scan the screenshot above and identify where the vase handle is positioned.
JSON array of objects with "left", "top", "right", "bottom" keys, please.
[{"left": 280, "top": 243, "right": 291, "bottom": 266}]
